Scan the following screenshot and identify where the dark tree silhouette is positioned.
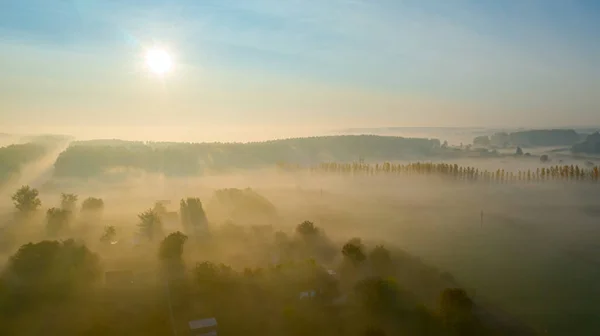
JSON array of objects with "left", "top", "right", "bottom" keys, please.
[
  {"left": 60, "top": 193, "right": 78, "bottom": 212},
  {"left": 153, "top": 201, "right": 168, "bottom": 217},
  {"left": 180, "top": 197, "right": 208, "bottom": 234},
  {"left": 100, "top": 225, "right": 117, "bottom": 243},
  {"left": 369, "top": 245, "right": 392, "bottom": 274},
  {"left": 11, "top": 185, "right": 41, "bottom": 213},
  {"left": 515, "top": 146, "right": 523, "bottom": 156},
  {"left": 4, "top": 240, "right": 100, "bottom": 301},
  {"left": 296, "top": 220, "right": 319, "bottom": 237},
  {"left": 81, "top": 197, "right": 104, "bottom": 213},
  {"left": 138, "top": 209, "right": 163, "bottom": 241},
  {"left": 159, "top": 231, "right": 188, "bottom": 261},
  {"left": 355, "top": 276, "right": 404, "bottom": 316},
  {"left": 46, "top": 207, "right": 70, "bottom": 236},
  {"left": 342, "top": 238, "right": 366, "bottom": 265},
  {"left": 0, "top": 143, "right": 47, "bottom": 184},
  {"left": 439, "top": 288, "right": 474, "bottom": 326}
]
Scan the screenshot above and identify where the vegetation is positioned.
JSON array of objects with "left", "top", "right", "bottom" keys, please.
[
  {"left": 52, "top": 136, "right": 442, "bottom": 177},
  {"left": 100, "top": 225, "right": 117, "bottom": 243},
  {"left": 1, "top": 239, "right": 100, "bottom": 303},
  {"left": 45, "top": 207, "right": 70, "bottom": 237},
  {"left": 60, "top": 193, "right": 79, "bottom": 213},
  {"left": 158, "top": 231, "right": 188, "bottom": 261},
  {"left": 81, "top": 197, "right": 104, "bottom": 213},
  {"left": 0, "top": 143, "right": 47, "bottom": 185},
  {"left": 209, "top": 188, "right": 278, "bottom": 225},
  {"left": 572, "top": 132, "right": 600, "bottom": 154},
  {"left": 278, "top": 161, "right": 600, "bottom": 183},
  {"left": 0, "top": 184, "right": 525, "bottom": 336},
  {"left": 179, "top": 198, "right": 208, "bottom": 234},
  {"left": 11, "top": 185, "right": 42, "bottom": 214},
  {"left": 479, "top": 129, "right": 581, "bottom": 148},
  {"left": 137, "top": 209, "right": 163, "bottom": 241}
]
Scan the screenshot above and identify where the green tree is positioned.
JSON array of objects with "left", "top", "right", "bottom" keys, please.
[
  {"left": 296, "top": 220, "right": 319, "bottom": 237},
  {"left": 369, "top": 245, "right": 392, "bottom": 275},
  {"left": 11, "top": 185, "right": 41, "bottom": 213},
  {"left": 3, "top": 240, "right": 100, "bottom": 302},
  {"left": 342, "top": 238, "right": 366, "bottom": 265},
  {"left": 439, "top": 288, "right": 474, "bottom": 327},
  {"left": 355, "top": 276, "right": 404, "bottom": 316},
  {"left": 180, "top": 197, "right": 208, "bottom": 234},
  {"left": 159, "top": 231, "right": 188, "bottom": 261},
  {"left": 138, "top": 208, "right": 163, "bottom": 241},
  {"left": 81, "top": 197, "right": 104, "bottom": 213},
  {"left": 60, "top": 193, "right": 78, "bottom": 212},
  {"left": 515, "top": 147, "right": 523, "bottom": 156},
  {"left": 100, "top": 225, "right": 117, "bottom": 243},
  {"left": 46, "top": 207, "right": 70, "bottom": 236},
  {"left": 153, "top": 201, "right": 168, "bottom": 217}
]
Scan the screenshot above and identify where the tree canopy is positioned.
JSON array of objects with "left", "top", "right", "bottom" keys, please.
[
  {"left": 3, "top": 240, "right": 100, "bottom": 302},
  {"left": 60, "top": 193, "right": 78, "bottom": 212},
  {"left": 81, "top": 197, "right": 104, "bottom": 213},
  {"left": 52, "top": 135, "right": 442, "bottom": 178},
  {"left": 138, "top": 209, "right": 163, "bottom": 241},
  {"left": 159, "top": 231, "right": 188, "bottom": 261},
  {"left": 11, "top": 185, "right": 41, "bottom": 213},
  {"left": 0, "top": 143, "right": 47, "bottom": 185}
]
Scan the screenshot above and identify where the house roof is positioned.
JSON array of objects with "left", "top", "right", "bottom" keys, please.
[{"left": 189, "top": 317, "right": 217, "bottom": 330}]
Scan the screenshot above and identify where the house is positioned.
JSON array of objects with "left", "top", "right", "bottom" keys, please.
[{"left": 189, "top": 317, "right": 217, "bottom": 335}]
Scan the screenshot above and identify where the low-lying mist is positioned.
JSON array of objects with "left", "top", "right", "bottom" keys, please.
[{"left": 1, "top": 165, "right": 600, "bottom": 335}]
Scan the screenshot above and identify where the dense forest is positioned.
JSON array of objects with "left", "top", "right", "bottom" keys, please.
[
  {"left": 2, "top": 134, "right": 600, "bottom": 335},
  {"left": 571, "top": 132, "right": 600, "bottom": 154},
  {"left": 0, "top": 143, "right": 48, "bottom": 185},
  {"left": 53, "top": 136, "right": 442, "bottom": 178},
  {"left": 0, "top": 185, "right": 534, "bottom": 336},
  {"left": 473, "top": 129, "right": 582, "bottom": 148}
]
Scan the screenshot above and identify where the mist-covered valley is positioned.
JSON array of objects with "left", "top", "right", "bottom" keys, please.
[{"left": 1, "top": 132, "right": 600, "bottom": 335}]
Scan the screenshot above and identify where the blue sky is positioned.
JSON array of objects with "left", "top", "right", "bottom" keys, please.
[{"left": 1, "top": 0, "right": 599, "bottom": 140}]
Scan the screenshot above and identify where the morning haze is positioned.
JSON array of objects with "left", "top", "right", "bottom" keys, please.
[{"left": 1, "top": 1, "right": 600, "bottom": 336}]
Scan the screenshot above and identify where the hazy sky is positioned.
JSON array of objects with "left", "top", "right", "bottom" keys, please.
[{"left": 1, "top": 0, "right": 599, "bottom": 140}]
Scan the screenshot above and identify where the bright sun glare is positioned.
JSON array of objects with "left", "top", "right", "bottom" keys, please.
[{"left": 145, "top": 48, "right": 172, "bottom": 75}]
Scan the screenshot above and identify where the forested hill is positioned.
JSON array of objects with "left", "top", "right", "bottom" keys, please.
[
  {"left": 53, "top": 135, "right": 442, "bottom": 178},
  {"left": 472, "top": 129, "right": 581, "bottom": 148},
  {"left": 0, "top": 136, "right": 71, "bottom": 186},
  {"left": 0, "top": 144, "right": 47, "bottom": 184}
]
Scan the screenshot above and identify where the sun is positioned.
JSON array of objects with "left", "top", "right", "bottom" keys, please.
[{"left": 145, "top": 48, "right": 173, "bottom": 75}]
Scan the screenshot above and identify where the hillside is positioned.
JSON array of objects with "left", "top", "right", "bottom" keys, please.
[
  {"left": 53, "top": 135, "right": 442, "bottom": 178},
  {"left": 571, "top": 132, "right": 600, "bottom": 155},
  {"left": 475, "top": 129, "right": 581, "bottom": 148}
]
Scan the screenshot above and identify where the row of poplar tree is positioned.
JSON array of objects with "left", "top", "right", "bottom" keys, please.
[{"left": 277, "top": 162, "right": 600, "bottom": 183}]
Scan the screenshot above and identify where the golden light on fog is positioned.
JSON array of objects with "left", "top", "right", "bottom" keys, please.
[{"left": 144, "top": 48, "right": 172, "bottom": 75}]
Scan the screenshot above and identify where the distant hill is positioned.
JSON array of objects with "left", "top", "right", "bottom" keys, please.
[
  {"left": 571, "top": 132, "right": 600, "bottom": 154},
  {"left": 0, "top": 143, "right": 48, "bottom": 185},
  {"left": 474, "top": 129, "right": 581, "bottom": 148},
  {"left": 53, "top": 135, "right": 442, "bottom": 178}
]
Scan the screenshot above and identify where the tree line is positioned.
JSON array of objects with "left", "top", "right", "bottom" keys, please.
[
  {"left": 52, "top": 135, "right": 442, "bottom": 178},
  {"left": 278, "top": 161, "right": 600, "bottom": 183},
  {"left": 0, "top": 143, "right": 48, "bottom": 185}
]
